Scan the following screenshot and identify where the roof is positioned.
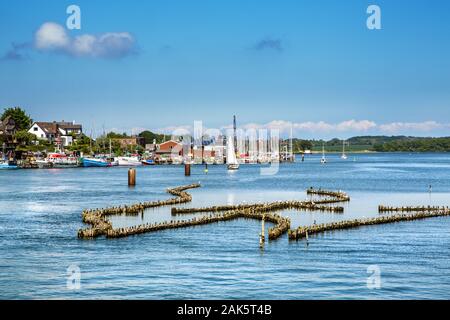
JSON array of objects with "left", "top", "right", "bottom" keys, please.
[
  {"left": 34, "top": 122, "right": 58, "bottom": 134},
  {"left": 0, "top": 116, "right": 16, "bottom": 133},
  {"left": 158, "top": 140, "right": 181, "bottom": 147},
  {"left": 57, "top": 122, "right": 82, "bottom": 130},
  {"left": 32, "top": 121, "right": 82, "bottom": 134},
  {"left": 156, "top": 140, "right": 183, "bottom": 154}
]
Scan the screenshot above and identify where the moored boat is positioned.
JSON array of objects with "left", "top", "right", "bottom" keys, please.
[
  {"left": 0, "top": 160, "right": 18, "bottom": 170},
  {"left": 47, "top": 153, "right": 80, "bottom": 168},
  {"left": 36, "top": 159, "right": 52, "bottom": 169},
  {"left": 141, "top": 159, "right": 155, "bottom": 165},
  {"left": 115, "top": 156, "right": 142, "bottom": 166},
  {"left": 82, "top": 157, "right": 112, "bottom": 167}
]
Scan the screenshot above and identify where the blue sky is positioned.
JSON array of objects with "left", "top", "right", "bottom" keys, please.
[{"left": 1, "top": 0, "right": 450, "bottom": 138}]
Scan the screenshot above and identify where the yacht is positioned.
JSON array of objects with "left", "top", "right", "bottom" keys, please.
[
  {"left": 341, "top": 140, "right": 348, "bottom": 160},
  {"left": 226, "top": 136, "right": 239, "bottom": 170},
  {"left": 320, "top": 144, "right": 327, "bottom": 164}
]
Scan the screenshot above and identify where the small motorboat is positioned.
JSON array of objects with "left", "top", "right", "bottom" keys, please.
[
  {"left": 82, "top": 157, "right": 112, "bottom": 167},
  {"left": 0, "top": 160, "right": 18, "bottom": 170},
  {"left": 141, "top": 159, "right": 155, "bottom": 165},
  {"left": 36, "top": 159, "right": 52, "bottom": 169},
  {"left": 115, "top": 156, "right": 142, "bottom": 166}
]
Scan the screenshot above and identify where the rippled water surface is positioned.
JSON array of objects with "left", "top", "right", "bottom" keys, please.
[{"left": 1, "top": 153, "right": 450, "bottom": 299}]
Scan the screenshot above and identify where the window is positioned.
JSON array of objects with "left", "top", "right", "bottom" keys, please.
[{"left": 33, "top": 127, "right": 38, "bottom": 131}]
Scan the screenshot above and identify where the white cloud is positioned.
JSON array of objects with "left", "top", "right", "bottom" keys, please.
[
  {"left": 153, "top": 125, "right": 193, "bottom": 134},
  {"left": 335, "top": 120, "right": 376, "bottom": 132},
  {"left": 116, "top": 120, "right": 449, "bottom": 139},
  {"left": 34, "top": 22, "right": 136, "bottom": 59},
  {"left": 35, "top": 22, "right": 70, "bottom": 50},
  {"left": 240, "top": 120, "right": 375, "bottom": 133},
  {"left": 378, "top": 121, "right": 447, "bottom": 133}
]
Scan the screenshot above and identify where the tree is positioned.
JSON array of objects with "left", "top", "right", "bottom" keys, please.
[
  {"left": 1, "top": 107, "right": 33, "bottom": 131},
  {"left": 66, "top": 134, "right": 93, "bottom": 154},
  {"left": 14, "top": 130, "right": 37, "bottom": 145},
  {"left": 138, "top": 130, "right": 169, "bottom": 144},
  {"left": 106, "top": 132, "right": 130, "bottom": 139}
]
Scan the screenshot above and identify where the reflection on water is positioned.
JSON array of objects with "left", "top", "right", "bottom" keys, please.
[{"left": 1, "top": 153, "right": 450, "bottom": 299}]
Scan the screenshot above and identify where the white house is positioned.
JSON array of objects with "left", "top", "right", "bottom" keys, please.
[{"left": 28, "top": 121, "right": 83, "bottom": 147}]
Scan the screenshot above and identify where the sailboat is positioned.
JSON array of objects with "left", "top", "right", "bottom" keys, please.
[
  {"left": 320, "top": 144, "right": 327, "bottom": 164},
  {"left": 341, "top": 140, "right": 348, "bottom": 160},
  {"left": 226, "top": 136, "right": 239, "bottom": 170}
]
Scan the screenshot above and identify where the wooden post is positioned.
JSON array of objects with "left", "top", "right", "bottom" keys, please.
[
  {"left": 128, "top": 168, "right": 136, "bottom": 186},
  {"left": 185, "top": 163, "right": 191, "bottom": 176},
  {"left": 260, "top": 215, "right": 265, "bottom": 248}
]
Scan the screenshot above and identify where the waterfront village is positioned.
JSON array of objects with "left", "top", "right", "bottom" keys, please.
[{"left": 0, "top": 107, "right": 295, "bottom": 170}]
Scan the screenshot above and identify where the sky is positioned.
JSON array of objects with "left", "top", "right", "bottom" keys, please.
[{"left": 1, "top": 0, "right": 450, "bottom": 139}]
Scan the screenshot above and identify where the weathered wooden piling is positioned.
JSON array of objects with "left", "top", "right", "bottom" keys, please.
[
  {"left": 78, "top": 185, "right": 450, "bottom": 244},
  {"left": 378, "top": 205, "right": 449, "bottom": 213},
  {"left": 288, "top": 209, "right": 450, "bottom": 241},
  {"left": 260, "top": 215, "right": 265, "bottom": 247},
  {"left": 128, "top": 168, "right": 136, "bottom": 186},
  {"left": 79, "top": 186, "right": 347, "bottom": 240},
  {"left": 185, "top": 164, "right": 191, "bottom": 176},
  {"left": 78, "top": 184, "right": 200, "bottom": 239}
]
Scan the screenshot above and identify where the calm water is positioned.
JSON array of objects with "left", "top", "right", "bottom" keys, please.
[{"left": 1, "top": 153, "right": 450, "bottom": 299}]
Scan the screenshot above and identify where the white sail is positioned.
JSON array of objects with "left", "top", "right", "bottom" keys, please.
[
  {"left": 321, "top": 144, "right": 327, "bottom": 164},
  {"left": 341, "top": 140, "right": 348, "bottom": 160},
  {"left": 227, "top": 136, "right": 239, "bottom": 169}
]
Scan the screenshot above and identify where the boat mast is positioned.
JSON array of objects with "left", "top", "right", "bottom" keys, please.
[
  {"left": 89, "top": 125, "right": 93, "bottom": 155},
  {"left": 233, "top": 115, "right": 237, "bottom": 152},
  {"left": 290, "top": 125, "right": 293, "bottom": 162}
]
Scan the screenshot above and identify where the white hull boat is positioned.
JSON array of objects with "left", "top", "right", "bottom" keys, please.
[{"left": 115, "top": 156, "right": 142, "bottom": 166}]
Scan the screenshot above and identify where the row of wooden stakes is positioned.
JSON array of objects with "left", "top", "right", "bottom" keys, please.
[
  {"left": 171, "top": 200, "right": 345, "bottom": 215},
  {"left": 105, "top": 209, "right": 290, "bottom": 240},
  {"left": 288, "top": 209, "right": 450, "bottom": 240},
  {"left": 78, "top": 184, "right": 449, "bottom": 242},
  {"left": 378, "top": 205, "right": 450, "bottom": 212},
  {"left": 78, "top": 184, "right": 200, "bottom": 239},
  {"left": 78, "top": 184, "right": 347, "bottom": 239}
]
